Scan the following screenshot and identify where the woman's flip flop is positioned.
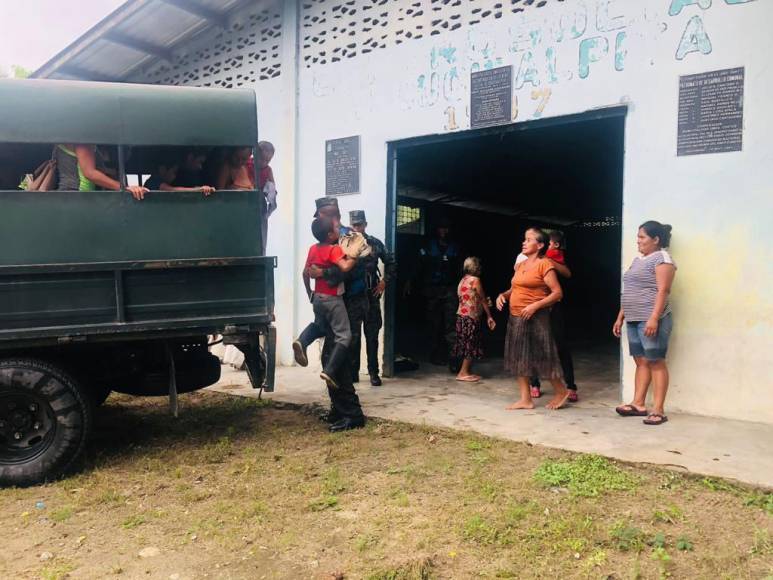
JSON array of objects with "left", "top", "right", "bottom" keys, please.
[
  {"left": 615, "top": 404, "right": 648, "bottom": 417},
  {"left": 643, "top": 413, "right": 668, "bottom": 425},
  {"left": 456, "top": 375, "right": 480, "bottom": 383}
]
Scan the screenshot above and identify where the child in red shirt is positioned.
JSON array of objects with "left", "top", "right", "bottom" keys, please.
[{"left": 293, "top": 217, "right": 357, "bottom": 388}]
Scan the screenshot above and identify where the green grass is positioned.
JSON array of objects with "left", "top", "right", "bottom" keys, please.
[
  {"left": 309, "top": 495, "right": 339, "bottom": 512},
  {"left": 2, "top": 392, "right": 770, "bottom": 579},
  {"left": 533, "top": 454, "right": 639, "bottom": 497},
  {"left": 652, "top": 504, "right": 685, "bottom": 524},
  {"left": 51, "top": 506, "right": 74, "bottom": 523},
  {"left": 462, "top": 514, "right": 513, "bottom": 546},
  {"left": 121, "top": 514, "right": 146, "bottom": 529},
  {"left": 40, "top": 562, "right": 76, "bottom": 580},
  {"left": 609, "top": 521, "right": 646, "bottom": 552},
  {"left": 365, "top": 557, "right": 434, "bottom": 580},
  {"left": 744, "top": 491, "right": 773, "bottom": 516}
]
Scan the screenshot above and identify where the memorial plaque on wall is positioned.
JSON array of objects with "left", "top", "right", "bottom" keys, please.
[
  {"left": 325, "top": 136, "right": 360, "bottom": 196},
  {"left": 677, "top": 67, "right": 744, "bottom": 156},
  {"left": 470, "top": 66, "right": 512, "bottom": 129}
]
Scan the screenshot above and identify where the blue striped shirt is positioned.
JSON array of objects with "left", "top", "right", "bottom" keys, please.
[{"left": 621, "top": 250, "right": 676, "bottom": 322}]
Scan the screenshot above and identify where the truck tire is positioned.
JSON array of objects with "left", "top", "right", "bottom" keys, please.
[{"left": 0, "top": 359, "right": 92, "bottom": 487}]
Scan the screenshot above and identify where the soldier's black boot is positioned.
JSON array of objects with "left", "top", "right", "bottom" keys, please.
[
  {"left": 319, "top": 407, "right": 342, "bottom": 423},
  {"left": 320, "top": 343, "right": 349, "bottom": 388}
]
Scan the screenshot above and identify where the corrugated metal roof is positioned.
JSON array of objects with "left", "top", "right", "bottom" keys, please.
[{"left": 33, "top": 0, "right": 264, "bottom": 82}]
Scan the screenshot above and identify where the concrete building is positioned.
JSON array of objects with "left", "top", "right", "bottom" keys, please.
[{"left": 34, "top": 0, "right": 772, "bottom": 424}]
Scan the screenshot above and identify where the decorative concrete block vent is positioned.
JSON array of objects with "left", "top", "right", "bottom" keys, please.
[
  {"left": 301, "top": 0, "right": 558, "bottom": 67},
  {"left": 139, "top": 1, "right": 283, "bottom": 88}
]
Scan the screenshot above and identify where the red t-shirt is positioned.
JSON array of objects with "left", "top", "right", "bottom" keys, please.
[
  {"left": 246, "top": 155, "right": 275, "bottom": 190},
  {"left": 546, "top": 248, "right": 565, "bottom": 264},
  {"left": 305, "top": 243, "right": 344, "bottom": 296}
]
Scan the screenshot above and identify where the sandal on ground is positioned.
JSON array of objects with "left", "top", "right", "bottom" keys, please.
[
  {"left": 643, "top": 413, "right": 668, "bottom": 425},
  {"left": 615, "top": 404, "right": 648, "bottom": 417},
  {"left": 530, "top": 386, "right": 542, "bottom": 398},
  {"left": 456, "top": 375, "right": 480, "bottom": 383}
]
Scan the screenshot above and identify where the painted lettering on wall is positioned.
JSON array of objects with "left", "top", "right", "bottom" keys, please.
[
  {"left": 408, "top": 0, "right": 756, "bottom": 127},
  {"left": 578, "top": 36, "right": 609, "bottom": 79},
  {"left": 669, "top": 0, "right": 756, "bottom": 60},
  {"left": 675, "top": 15, "right": 713, "bottom": 60}
]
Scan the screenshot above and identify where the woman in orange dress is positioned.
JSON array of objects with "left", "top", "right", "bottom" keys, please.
[{"left": 495, "top": 228, "right": 569, "bottom": 410}]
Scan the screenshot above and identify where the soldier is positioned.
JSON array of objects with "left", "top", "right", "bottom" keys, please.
[
  {"left": 406, "top": 214, "right": 463, "bottom": 371},
  {"left": 306, "top": 197, "right": 366, "bottom": 431},
  {"left": 349, "top": 210, "right": 396, "bottom": 386}
]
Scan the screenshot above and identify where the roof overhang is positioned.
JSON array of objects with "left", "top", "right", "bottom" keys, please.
[{"left": 32, "top": 0, "right": 263, "bottom": 82}]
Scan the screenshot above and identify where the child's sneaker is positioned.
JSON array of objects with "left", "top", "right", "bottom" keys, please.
[
  {"left": 530, "top": 385, "right": 542, "bottom": 398},
  {"left": 292, "top": 340, "right": 308, "bottom": 367},
  {"left": 320, "top": 371, "right": 338, "bottom": 389}
]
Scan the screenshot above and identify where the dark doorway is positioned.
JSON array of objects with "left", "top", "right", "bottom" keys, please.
[{"left": 384, "top": 108, "right": 625, "bottom": 395}]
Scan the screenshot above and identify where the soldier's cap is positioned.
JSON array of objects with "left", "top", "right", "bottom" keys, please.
[
  {"left": 349, "top": 210, "right": 366, "bottom": 225},
  {"left": 313, "top": 196, "right": 339, "bottom": 217}
]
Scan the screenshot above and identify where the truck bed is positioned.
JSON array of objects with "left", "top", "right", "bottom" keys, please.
[{"left": 0, "top": 189, "right": 274, "bottom": 347}]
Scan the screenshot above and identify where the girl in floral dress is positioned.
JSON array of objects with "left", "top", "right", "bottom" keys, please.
[{"left": 453, "top": 257, "right": 496, "bottom": 382}]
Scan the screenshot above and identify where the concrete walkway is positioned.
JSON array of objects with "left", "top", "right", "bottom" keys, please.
[{"left": 211, "top": 361, "right": 773, "bottom": 489}]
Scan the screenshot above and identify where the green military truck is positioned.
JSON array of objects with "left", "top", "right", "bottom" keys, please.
[{"left": 0, "top": 80, "right": 276, "bottom": 486}]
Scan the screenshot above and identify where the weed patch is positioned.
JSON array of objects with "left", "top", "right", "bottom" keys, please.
[
  {"left": 744, "top": 491, "right": 773, "bottom": 516},
  {"left": 200, "top": 436, "right": 233, "bottom": 464},
  {"left": 121, "top": 514, "right": 146, "bottom": 529},
  {"left": 652, "top": 504, "right": 685, "bottom": 524},
  {"left": 609, "top": 521, "right": 646, "bottom": 552},
  {"left": 51, "top": 506, "right": 73, "bottom": 523},
  {"left": 40, "top": 561, "right": 76, "bottom": 580},
  {"left": 309, "top": 495, "right": 339, "bottom": 512},
  {"left": 463, "top": 514, "right": 512, "bottom": 546},
  {"left": 366, "top": 557, "right": 434, "bottom": 580},
  {"left": 533, "top": 455, "right": 638, "bottom": 497}
]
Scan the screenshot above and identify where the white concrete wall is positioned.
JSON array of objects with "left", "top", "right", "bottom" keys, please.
[
  {"left": 290, "top": 0, "right": 773, "bottom": 423},
  {"left": 127, "top": 0, "right": 772, "bottom": 423}
]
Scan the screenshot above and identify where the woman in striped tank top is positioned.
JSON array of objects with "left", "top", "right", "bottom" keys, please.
[{"left": 613, "top": 221, "right": 677, "bottom": 426}]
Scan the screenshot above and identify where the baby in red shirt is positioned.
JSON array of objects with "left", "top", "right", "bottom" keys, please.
[{"left": 293, "top": 217, "right": 357, "bottom": 389}]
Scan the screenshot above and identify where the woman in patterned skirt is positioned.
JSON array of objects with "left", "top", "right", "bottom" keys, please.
[
  {"left": 496, "top": 228, "right": 569, "bottom": 410},
  {"left": 452, "top": 257, "right": 496, "bottom": 382}
]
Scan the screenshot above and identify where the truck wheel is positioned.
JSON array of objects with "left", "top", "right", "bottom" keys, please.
[{"left": 0, "top": 359, "right": 92, "bottom": 487}]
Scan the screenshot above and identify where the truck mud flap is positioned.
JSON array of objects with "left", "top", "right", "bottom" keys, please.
[{"left": 226, "top": 325, "right": 275, "bottom": 393}]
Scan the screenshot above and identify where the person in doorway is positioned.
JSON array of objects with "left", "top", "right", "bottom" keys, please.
[
  {"left": 527, "top": 230, "right": 578, "bottom": 401},
  {"left": 496, "top": 227, "right": 569, "bottom": 410},
  {"left": 613, "top": 221, "right": 676, "bottom": 426},
  {"left": 406, "top": 215, "right": 463, "bottom": 371},
  {"left": 349, "top": 210, "right": 396, "bottom": 386},
  {"left": 293, "top": 217, "right": 357, "bottom": 389},
  {"left": 452, "top": 257, "right": 496, "bottom": 382},
  {"left": 55, "top": 144, "right": 147, "bottom": 199},
  {"left": 307, "top": 197, "right": 368, "bottom": 432},
  {"left": 143, "top": 151, "right": 216, "bottom": 195}
]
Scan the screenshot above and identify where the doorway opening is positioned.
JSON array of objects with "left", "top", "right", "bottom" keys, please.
[{"left": 385, "top": 108, "right": 626, "bottom": 404}]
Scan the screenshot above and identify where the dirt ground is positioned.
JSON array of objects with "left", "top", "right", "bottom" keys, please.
[{"left": 0, "top": 392, "right": 770, "bottom": 580}]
